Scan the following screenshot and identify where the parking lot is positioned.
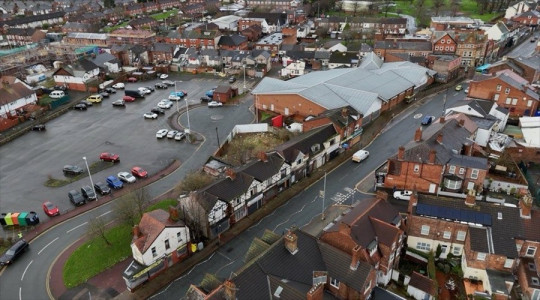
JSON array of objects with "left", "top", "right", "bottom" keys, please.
[{"left": 0, "top": 74, "right": 256, "bottom": 220}]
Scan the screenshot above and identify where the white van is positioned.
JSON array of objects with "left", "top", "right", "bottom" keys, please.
[{"left": 50, "top": 90, "right": 65, "bottom": 99}]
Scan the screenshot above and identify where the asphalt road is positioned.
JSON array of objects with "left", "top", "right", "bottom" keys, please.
[
  {"left": 149, "top": 84, "right": 467, "bottom": 299},
  {"left": 0, "top": 75, "right": 257, "bottom": 300},
  {"left": 0, "top": 75, "right": 255, "bottom": 222},
  {"left": 507, "top": 31, "right": 538, "bottom": 57}
]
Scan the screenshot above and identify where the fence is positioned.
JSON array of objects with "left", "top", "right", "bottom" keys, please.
[
  {"left": 520, "top": 161, "right": 540, "bottom": 203},
  {"left": 49, "top": 95, "right": 71, "bottom": 109}
]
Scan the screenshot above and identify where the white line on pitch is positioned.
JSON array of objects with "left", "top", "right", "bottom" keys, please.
[
  {"left": 66, "top": 222, "right": 88, "bottom": 233},
  {"left": 38, "top": 237, "right": 59, "bottom": 255},
  {"left": 21, "top": 260, "right": 33, "bottom": 281}
]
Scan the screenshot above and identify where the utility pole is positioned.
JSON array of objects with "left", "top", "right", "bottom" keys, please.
[
  {"left": 442, "top": 88, "right": 448, "bottom": 116},
  {"left": 216, "top": 127, "right": 220, "bottom": 148},
  {"left": 320, "top": 172, "right": 327, "bottom": 220}
]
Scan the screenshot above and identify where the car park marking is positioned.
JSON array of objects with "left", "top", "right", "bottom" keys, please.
[
  {"left": 19, "top": 287, "right": 22, "bottom": 300},
  {"left": 66, "top": 222, "right": 88, "bottom": 233},
  {"left": 98, "top": 210, "right": 112, "bottom": 218},
  {"left": 38, "top": 237, "right": 58, "bottom": 255},
  {"left": 21, "top": 260, "right": 33, "bottom": 281}
]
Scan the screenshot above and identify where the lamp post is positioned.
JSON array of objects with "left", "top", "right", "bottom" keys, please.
[
  {"left": 243, "top": 63, "right": 246, "bottom": 90},
  {"left": 82, "top": 157, "right": 97, "bottom": 201},
  {"left": 320, "top": 172, "right": 327, "bottom": 220},
  {"left": 215, "top": 127, "right": 220, "bottom": 148}
]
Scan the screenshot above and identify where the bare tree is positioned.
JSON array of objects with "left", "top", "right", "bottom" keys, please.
[
  {"left": 87, "top": 218, "right": 112, "bottom": 246},
  {"left": 113, "top": 187, "right": 150, "bottom": 226},
  {"left": 449, "top": 0, "right": 460, "bottom": 16},
  {"left": 176, "top": 170, "right": 214, "bottom": 193},
  {"left": 432, "top": 0, "right": 446, "bottom": 16},
  {"left": 179, "top": 193, "right": 209, "bottom": 242}
]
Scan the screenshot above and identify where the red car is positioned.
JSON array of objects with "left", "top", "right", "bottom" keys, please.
[
  {"left": 131, "top": 166, "right": 148, "bottom": 178},
  {"left": 127, "top": 77, "right": 138, "bottom": 83},
  {"left": 123, "top": 95, "right": 136, "bottom": 102},
  {"left": 100, "top": 152, "right": 120, "bottom": 163},
  {"left": 42, "top": 201, "right": 60, "bottom": 217}
]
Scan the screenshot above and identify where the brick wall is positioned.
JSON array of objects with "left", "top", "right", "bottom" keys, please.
[{"left": 256, "top": 94, "right": 327, "bottom": 119}]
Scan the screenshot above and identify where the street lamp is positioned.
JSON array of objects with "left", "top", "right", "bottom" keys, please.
[
  {"left": 82, "top": 157, "right": 97, "bottom": 201},
  {"left": 243, "top": 63, "right": 246, "bottom": 90}
]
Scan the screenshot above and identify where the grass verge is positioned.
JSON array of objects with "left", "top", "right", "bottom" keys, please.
[
  {"left": 145, "top": 198, "right": 178, "bottom": 212},
  {"left": 62, "top": 224, "right": 132, "bottom": 288},
  {"left": 44, "top": 161, "right": 116, "bottom": 187}
]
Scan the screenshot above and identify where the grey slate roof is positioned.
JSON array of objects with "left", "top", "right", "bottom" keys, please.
[
  {"left": 218, "top": 34, "right": 247, "bottom": 46},
  {"left": 91, "top": 53, "right": 119, "bottom": 68},
  {"left": 329, "top": 51, "right": 358, "bottom": 64},
  {"left": 468, "top": 115, "right": 497, "bottom": 130},
  {"left": 486, "top": 269, "right": 514, "bottom": 295},
  {"left": 274, "top": 125, "right": 337, "bottom": 163},
  {"left": 203, "top": 172, "right": 254, "bottom": 202},
  {"left": 374, "top": 40, "right": 433, "bottom": 51},
  {"left": 447, "top": 154, "right": 488, "bottom": 169},
  {"left": 469, "top": 227, "right": 490, "bottom": 253},
  {"left": 240, "top": 152, "right": 284, "bottom": 182}
]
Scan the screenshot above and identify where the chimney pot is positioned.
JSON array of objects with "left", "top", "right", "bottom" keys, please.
[
  {"left": 223, "top": 280, "right": 236, "bottom": 300},
  {"left": 398, "top": 146, "right": 405, "bottom": 160},
  {"left": 408, "top": 188, "right": 418, "bottom": 214},
  {"left": 520, "top": 194, "right": 533, "bottom": 219},
  {"left": 284, "top": 230, "right": 299, "bottom": 255},
  {"left": 225, "top": 168, "right": 236, "bottom": 180},
  {"left": 439, "top": 116, "right": 445, "bottom": 123},
  {"left": 132, "top": 225, "right": 141, "bottom": 238},
  {"left": 414, "top": 127, "right": 422, "bottom": 142},
  {"left": 350, "top": 245, "right": 361, "bottom": 270},
  {"left": 257, "top": 151, "right": 268, "bottom": 162},
  {"left": 436, "top": 133, "right": 443, "bottom": 144},
  {"left": 306, "top": 283, "right": 324, "bottom": 300},
  {"left": 459, "top": 119, "right": 465, "bottom": 127},
  {"left": 169, "top": 206, "right": 179, "bottom": 222},
  {"left": 429, "top": 149, "right": 436, "bottom": 164}
]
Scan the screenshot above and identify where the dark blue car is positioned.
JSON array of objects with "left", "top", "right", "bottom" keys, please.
[
  {"left": 106, "top": 175, "right": 123, "bottom": 189},
  {"left": 421, "top": 115, "right": 435, "bottom": 125}
]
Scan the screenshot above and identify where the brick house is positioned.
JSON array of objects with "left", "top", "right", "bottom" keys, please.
[
  {"left": 246, "top": 12, "right": 288, "bottom": 33},
  {"left": 125, "top": 3, "right": 144, "bottom": 16},
  {"left": 218, "top": 34, "right": 248, "bottom": 50},
  {"left": 61, "top": 21, "right": 98, "bottom": 33},
  {"left": 63, "top": 32, "right": 108, "bottom": 47},
  {"left": 302, "top": 106, "right": 363, "bottom": 146},
  {"left": 127, "top": 17, "right": 158, "bottom": 30},
  {"left": 52, "top": 61, "right": 100, "bottom": 91},
  {"left": 148, "top": 43, "right": 175, "bottom": 64},
  {"left": 108, "top": 29, "right": 155, "bottom": 46},
  {"left": 432, "top": 31, "right": 457, "bottom": 55},
  {"left": 320, "top": 197, "right": 404, "bottom": 286},
  {"left": 430, "top": 16, "right": 479, "bottom": 31},
  {"left": 373, "top": 41, "right": 433, "bottom": 61},
  {"left": 238, "top": 18, "right": 265, "bottom": 33},
  {"left": 5, "top": 28, "right": 46, "bottom": 46},
  {"left": 468, "top": 70, "right": 539, "bottom": 117},
  {"left": 512, "top": 10, "right": 540, "bottom": 26},
  {"left": 455, "top": 31, "right": 488, "bottom": 67},
  {"left": 427, "top": 54, "right": 462, "bottom": 83},
  {"left": 515, "top": 206, "right": 540, "bottom": 300},
  {"left": 407, "top": 272, "right": 437, "bottom": 300},
  {"left": 240, "top": 24, "right": 263, "bottom": 42},
  {"left": 254, "top": 32, "right": 283, "bottom": 56},
  {"left": 186, "top": 229, "right": 376, "bottom": 300},
  {"left": 212, "top": 85, "right": 238, "bottom": 103},
  {"left": 486, "top": 55, "right": 540, "bottom": 84},
  {"left": 384, "top": 115, "right": 488, "bottom": 194},
  {"left": 179, "top": 29, "right": 220, "bottom": 49},
  {"left": 0, "top": 77, "right": 38, "bottom": 118}
]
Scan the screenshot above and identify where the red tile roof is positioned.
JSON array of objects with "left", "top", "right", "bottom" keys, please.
[{"left": 133, "top": 209, "right": 185, "bottom": 253}]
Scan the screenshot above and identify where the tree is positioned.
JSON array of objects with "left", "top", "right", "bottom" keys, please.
[
  {"left": 175, "top": 170, "right": 214, "bottom": 193},
  {"left": 179, "top": 193, "right": 209, "bottom": 242},
  {"left": 432, "top": 0, "right": 446, "bottom": 16},
  {"left": 113, "top": 187, "right": 149, "bottom": 226},
  {"left": 87, "top": 218, "right": 112, "bottom": 246},
  {"left": 449, "top": 0, "right": 460, "bottom": 16}
]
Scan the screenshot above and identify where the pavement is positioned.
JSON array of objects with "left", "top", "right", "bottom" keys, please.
[{"left": 45, "top": 76, "right": 465, "bottom": 300}]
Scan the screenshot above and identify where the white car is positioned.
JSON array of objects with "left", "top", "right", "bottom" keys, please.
[
  {"left": 393, "top": 190, "right": 413, "bottom": 201},
  {"left": 352, "top": 150, "right": 369, "bottom": 162},
  {"left": 167, "top": 130, "right": 179, "bottom": 138},
  {"left": 138, "top": 87, "right": 151, "bottom": 95},
  {"left": 159, "top": 74, "right": 169, "bottom": 79},
  {"left": 117, "top": 171, "right": 136, "bottom": 183},
  {"left": 156, "top": 129, "right": 168, "bottom": 138},
  {"left": 112, "top": 82, "right": 125, "bottom": 89},
  {"left": 143, "top": 112, "right": 158, "bottom": 119},
  {"left": 158, "top": 99, "right": 173, "bottom": 109},
  {"left": 208, "top": 101, "right": 223, "bottom": 108},
  {"left": 174, "top": 132, "right": 186, "bottom": 141},
  {"left": 169, "top": 94, "right": 181, "bottom": 101}
]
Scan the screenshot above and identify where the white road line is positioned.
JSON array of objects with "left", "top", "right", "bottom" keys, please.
[
  {"left": 273, "top": 203, "right": 307, "bottom": 232},
  {"left": 66, "top": 222, "right": 88, "bottom": 233},
  {"left": 216, "top": 251, "right": 232, "bottom": 261},
  {"left": 21, "top": 260, "right": 32, "bottom": 281},
  {"left": 19, "top": 287, "right": 21, "bottom": 300},
  {"left": 38, "top": 237, "right": 59, "bottom": 255},
  {"left": 97, "top": 210, "right": 111, "bottom": 218}
]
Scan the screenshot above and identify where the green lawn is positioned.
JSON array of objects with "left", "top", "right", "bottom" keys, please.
[
  {"left": 63, "top": 224, "right": 132, "bottom": 288},
  {"left": 392, "top": 0, "right": 500, "bottom": 22},
  {"left": 145, "top": 198, "right": 178, "bottom": 212},
  {"left": 151, "top": 9, "right": 178, "bottom": 21}
]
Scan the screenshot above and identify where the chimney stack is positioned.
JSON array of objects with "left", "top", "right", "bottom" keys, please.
[
  {"left": 398, "top": 146, "right": 405, "bottom": 160},
  {"left": 414, "top": 127, "right": 422, "bottom": 142},
  {"left": 225, "top": 168, "right": 236, "bottom": 180},
  {"left": 429, "top": 150, "right": 436, "bottom": 164},
  {"left": 132, "top": 225, "right": 141, "bottom": 238},
  {"left": 439, "top": 116, "right": 445, "bottom": 123},
  {"left": 459, "top": 119, "right": 465, "bottom": 127},
  {"left": 306, "top": 283, "right": 324, "bottom": 300},
  {"left": 284, "top": 230, "right": 299, "bottom": 255},
  {"left": 223, "top": 280, "right": 236, "bottom": 300},
  {"left": 463, "top": 142, "right": 473, "bottom": 156},
  {"left": 257, "top": 151, "right": 268, "bottom": 162},
  {"left": 350, "top": 245, "right": 361, "bottom": 270},
  {"left": 465, "top": 189, "right": 476, "bottom": 206},
  {"left": 520, "top": 194, "right": 533, "bottom": 219},
  {"left": 436, "top": 133, "right": 443, "bottom": 144},
  {"left": 169, "top": 206, "right": 179, "bottom": 222},
  {"left": 407, "top": 188, "right": 418, "bottom": 214},
  {"left": 341, "top": 107, "right": 348, "bottom": 118},
  {"left": 338, "top": 222, "right": 352, "bottom": 235}
]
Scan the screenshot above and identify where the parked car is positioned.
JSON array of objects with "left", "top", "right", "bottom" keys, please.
[
  {"left": 421, "top": 115, "right": 435, "bottom": 126},
  {"left": 63, "top": 165, "right": 84, "bottom": 175},
  {"left": 32, "top": 124, "right": 46, "bottom": 131},
  {"left": 131, "top": 166, "right": 148, "bottom": 178},
  {"left": 200, "top": 95, "right": 212, "bottom": 102},
  {"left": 162, "top": 80, "right": 174, "bottom": 86},
  {"left": 127, "top": 77, "right": 138, "bottom": 83},
  {"left": 208, "top": 101, "right": 223, "bottom": 108},
  {"left": 143, "top": 112, "right": 158, "bottom": 119},
  {"left": 156, "top": 129, "right": 168, "bottom": 138},
  {"left": 393, "top": 190, "right": 413, "bottom": 201},
  {"left": 125, "top": 90, "right": 145, "bottom": 99},
  {"left": 159, "top": 74, "right": 169, "bottom": 79},
  {"left": 87, "top": 94, "right": 103, "bottom": 103},
  {"left": 464, "top": 87, "right": 469, "bottom": 93},
  {"left": 174, "top": 131, "right": 186, "bottom": 141},
  {"left": 68, "top": 189, "right": 86, "bottom": 206},
  {"left": 99, "top": 91, "right": 110, "bottom": 98},
  {"left": 42, "top": 201, "right": 59, "bottom": 217},
  {"left": 351, "top": 150, "right": 369, "bottom": 162},
  {"left": 105, "top": 87, "right": 116, "bottom": 94},
  {"left": 53, "top": 85, "right": 67, "bottom": 91},
  {"left": 455, "top": 84, "right": 462, "bottom": 91},
  {"left": 93, "top": 182, "right": 111, "bottom": 195},
  {"left": 81, "top": 185, "right": 97, "bottom": 201},
  {"left": 205, "top": 90, "right": 214, "bottom": 98},
  {"left": 49, "top": 90, "right": 66, "bottom": 99},
  {"left": 228, "top": 76, "right": 236, "bottom": 83},
  {"left": 100, "top": 152, "right": 120, "bottom": 163},
  {"left": 169, "top": 94, "right": 181, "bottom": 101},
  {"left": 167, "top": 130, "right": 179, "bottom": 138},
  {"left": 123, "top": 95, "right": 136, "bottom": 102},
  {"left": 145, "top": 86, "right": 155, "bottom": 92},
  {"left": 158, "top": 99, "right": 173, "bottom": 109},
  {"left": 118, "top": 171, "right": 136, "bottom": 183},
  {"left": 155, "top": 82, "right": 168, "bottom": 89},
  {"left": 112, "top": 99, "right": 125, "bottom": 107},
  {"left": 151, "top": 107, "right": 165, "bottom": 115},
  {"left": 0, "top": 239, "right": 29, "bottom": 266},
  {"left": 73, "top": 103, "right": 87, "bottom": 110},
  {"left": 138, "top": 87, "right": 151, "bottom": 95},
  {"left": 112, "top": 82, "right": 125, "bottom": 89},
  {"left": 106, "top": 175, "right": 123, "bottom": 189},
  {"left": 80, "top": 100, "right": 93, "bottom": 107}
]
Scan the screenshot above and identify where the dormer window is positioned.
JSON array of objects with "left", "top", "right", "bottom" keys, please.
[{"left": 367, "top": 240, "right": 378, "bottom": 256}]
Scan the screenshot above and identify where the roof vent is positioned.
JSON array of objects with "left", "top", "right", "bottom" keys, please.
[
  {"left": 497, "top": 212, "right": 502, "bottom": 220},
  {"left": 274, "top": 286, "right": 283, "bottom": 298}
]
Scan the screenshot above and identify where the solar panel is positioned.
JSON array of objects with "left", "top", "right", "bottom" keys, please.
[{"left": 415, "top": 203, "right": 492, "bottom": 226}]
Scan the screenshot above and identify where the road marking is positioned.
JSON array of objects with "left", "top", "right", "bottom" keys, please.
[
  {"left": 19, "top": 287, "right": 22, "bottom": 300},
  {"left": 66, "top": 222, "right": 88, "bottom": 233},
  {"left": 272, "top": 203, "right": 307, "bottom": 232},
  {"left": 97, "top": 210, "right": 111, "bottom": 218},
  {"left": 216, "top": 251, "right": 232, "bottom": 261},
  {"left": 38, "top": 237, "right": 59, "bottom": 255},
  {"left": 21, "top": 260, "right": 33, "bottom": 281}
]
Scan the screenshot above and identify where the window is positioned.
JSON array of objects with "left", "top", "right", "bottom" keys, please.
[
  {"left": 449, "top": 165, "right": 456, "bottom": 174},
  {"left": 505, "top": 87, "right": 510, "bottom": 94},
  {"left": 504, "top": 259, "right": 513, "bottom": 268},
  {"left": 364, "top": 280, "right": 371, "bottom": 293},
  {"left": 459, "top": 168, "right": 465, "bottom": 175},
  {"left": 330, "top": 277, "right": 340, "bottom": 288},
  {"left": 496, "top": 84, "right": 501, "bottom": 91},
  {"left": 471, "top": 169, "right": 479, "bottom": 179},
  {"left": 527, "top": 246, "right": 537, "bottom": 257},
  {"left": 506, "top": 97, "right": 512, "bottom": 104},
  {"left": 177, "top": 232, "right": 182, "bottom": 243},
  {"left": 457, "top": 231, "right": 466, "bottom": 241},
  {"left": 416, "top": 242, "right": 431, "bottom": 251},
  {"left": 441, "top": 39, "right": 446, "bottom": 44},
  {"left": 414, "top": 164, "right": 420, "bottom": 173},
  {"left": 528, "top": 100, "right": 533, "bottom": 107},
  {"left": 421, "top": 225, "right": 430, "bottom": 235},
  {"left": 449, "top": 46, "right": 454, "bottom": 51},
  {"left": 529, "top": 262, "right": 536, "bottom": 271},
  {"left": 533, "top": 277, "right": 540, "bottom": 286},
  {"left": 453, "top": 246, "right": 461, "bottom": 255},
  {"left": 441, "top": 245, "right": 448, "bottom": 253},
  {"left": 445, "top": 46, "right": 449, "bottom": 51},
  {"left": 477, "top": 252, "right": 486, "bottom": 261},
  {"left": 494, "top": 94, "right": 499, "bottom": 101},
  {"left": 165, "top": 239, "right": 170, "bottom": 250},
  {"left": 151, "top": 247, "right": 157, "bottom": 257},
  {"left": 512, "top": 98, "right": 518, "bottom": 105},
  {"left": 443, "top": 231, "right": 451, "bottom": 239}
]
